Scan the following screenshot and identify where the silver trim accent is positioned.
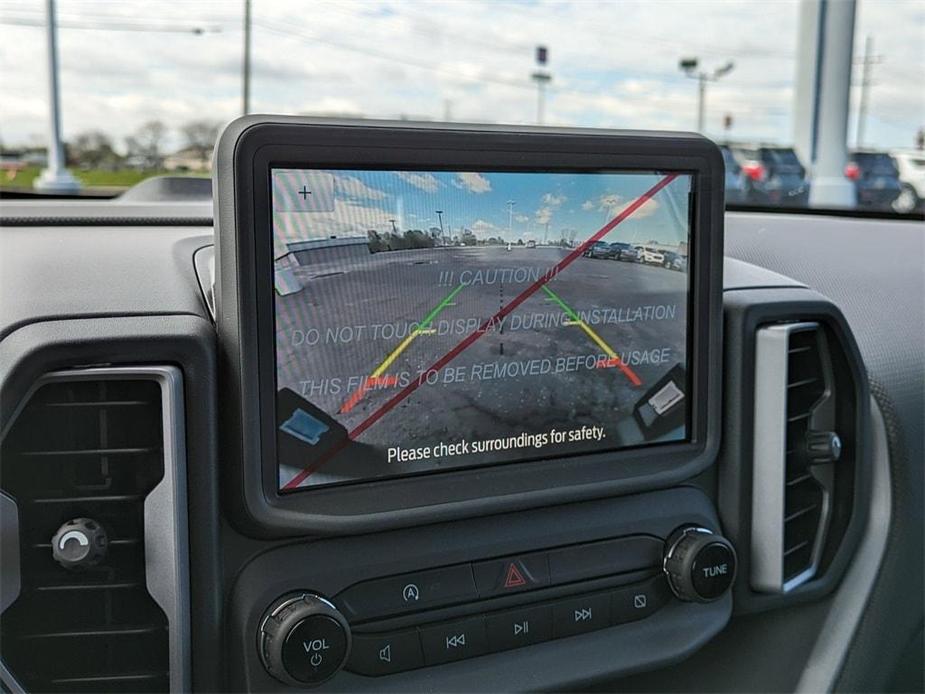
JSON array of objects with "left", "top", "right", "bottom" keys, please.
[
  {"left": 796, "top": 398, "right": 892, "bottom": 692},
  {"left": 0, "top": 491, "right": 20, "bottom": 615},
  {"left": 0, "top": 367, "right": 190, "bottom": 693},
  {"left": 751, "top": 322, "right": 834, "bottom": 593}
]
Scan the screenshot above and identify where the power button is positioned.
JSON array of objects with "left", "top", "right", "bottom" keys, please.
[
  {"left": 259, "top": 593, "right": 351, "bottom": 687},
  {"left": 282, "top": 615, "right": 349, "bottom": 684}
]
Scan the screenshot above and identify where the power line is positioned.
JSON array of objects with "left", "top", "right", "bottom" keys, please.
[{"left": 0, "top": 15, "right": 224, "bottom": 34}]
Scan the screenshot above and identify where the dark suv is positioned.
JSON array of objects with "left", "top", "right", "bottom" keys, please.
[
  {"left": 846, "top": 151, "right": 904, "bottom": 211},
  {"left": 729, "top": 145, "right": 810, "bottom": 207}
]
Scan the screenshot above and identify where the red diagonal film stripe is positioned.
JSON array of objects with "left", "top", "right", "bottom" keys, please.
[{"left": 282, "top": 173, "right": 677, "bottom": 489}]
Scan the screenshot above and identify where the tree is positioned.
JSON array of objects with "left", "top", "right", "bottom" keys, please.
[
  {"left": 125, "top": 120, "right": 167, "bottom": 170},
  {"left": 180, "top": 120, "right": 221, "bottom": 164},
  {"left": 67, "top": 131, "right": 121, "bottom": 169}
]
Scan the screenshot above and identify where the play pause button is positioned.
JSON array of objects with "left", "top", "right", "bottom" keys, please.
[{"left": 485, "top": 605, "right": 552, "bottom": 651}]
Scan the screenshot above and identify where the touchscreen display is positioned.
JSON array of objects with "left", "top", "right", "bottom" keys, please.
[{"left": 272, "top": 168, "right": 693, "bottom": 491}]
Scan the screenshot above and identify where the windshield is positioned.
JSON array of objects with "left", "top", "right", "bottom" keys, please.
[{"left": 1, "top": 0, "right": 922, "bottom": 215}]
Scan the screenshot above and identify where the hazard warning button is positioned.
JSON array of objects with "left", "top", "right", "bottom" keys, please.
[{"left": 472, "top": 554, "right": 550, "bottom": 597}]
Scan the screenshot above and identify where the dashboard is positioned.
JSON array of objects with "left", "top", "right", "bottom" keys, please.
[{"left": 0, "top": 119, "right": 921, "bottom": 693}]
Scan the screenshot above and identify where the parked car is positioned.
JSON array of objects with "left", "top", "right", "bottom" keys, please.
[
  {"left": 634, "top": 245, "right": 665, "bottom": 264},
  {"left": 661, "top": 251, "right": 688, "bottom": 271},
  {"left": 729, "top": 145, "right": 810, "bottom": 207},
  {"left": 889, "top": 150, "right": 925, "bottom": 213},
  {"left": 584, "top": 240, "right": 612, "bottom": 258},
  {"left": 720, "top": 145, "right": 747, "bottom": 205},
  {"left": 608, "top": 241, "right": 638, "bottom": 262},
  {"left": 526, "top": 239, "right": 537, "bottom": 248},
  {"left": 845, "top": 151, "right": 904, "bottom": 211}
]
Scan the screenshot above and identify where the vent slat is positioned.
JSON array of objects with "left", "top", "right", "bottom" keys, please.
[
  {"left": 20, "top": 625, "right": 165, "bottom": 640},
  {"left": 44, "top": 400, "right": 151, "bottom": 408},
  {"left": 1, "top": 377, "right": 169, "bottom": 692},
  {"left": 20, "top": 447, "right": 157, "bottom": 457},
  {"left": 35, "top": 581, "right": 142, "bottom": 593},
  {"left": 784, "top": 504, "right": 819, "bottom": 523},
  {"left": 30, "top": 494, "right": 144, "bottom": 504},
  {"left": 781, "top": 325, "right": 827, "bottom": 585}
]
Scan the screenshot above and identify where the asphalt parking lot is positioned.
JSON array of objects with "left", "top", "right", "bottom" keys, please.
[{"left": 276, "top": 245, "right": 688, "bottom": 487}]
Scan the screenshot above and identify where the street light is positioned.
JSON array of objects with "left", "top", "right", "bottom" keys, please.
[
  {"left": 531, "top": 45, "right": 552, "bottom": 125},
  {"left": 679, "top": 57, "right": 734, "bottom": 133},
  {"left": 34, "top": 0, "right": 80, "bottom": 193},
  {"left": 506, "top": 200, "right": 515, "bottom": 236}
]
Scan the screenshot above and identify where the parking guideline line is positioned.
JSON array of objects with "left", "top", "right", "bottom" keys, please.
[
  {"left": 374, "top": 282, "right": 465, "bottom": 377},
  {"left": 541, "top": 285, "right": 642, "bottom": 387},
  {"left": 283, "top": 173, "right": 677, "bottom": 489},
  {"left": 339, "top": 282, "right": 466, "bottom": 413}
]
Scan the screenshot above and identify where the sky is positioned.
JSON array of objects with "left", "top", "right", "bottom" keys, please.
[
  {"left": 271, "top": 169, "right": 691, "bottom": 247},
  {"left": 0, "top": 0, "right": 922, "bottom": 153}
]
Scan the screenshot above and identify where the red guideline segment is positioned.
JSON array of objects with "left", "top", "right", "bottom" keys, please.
[{"left": 282, "top": 173, "right": 678, "bottom": 490}]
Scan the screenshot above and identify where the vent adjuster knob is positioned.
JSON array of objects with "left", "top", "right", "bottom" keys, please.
[
  {"left": 51, "top": 517, "right": 108, "bottom": 570},
  {"left": 803, "top": 429, "right": 842, "bottom": 465}
]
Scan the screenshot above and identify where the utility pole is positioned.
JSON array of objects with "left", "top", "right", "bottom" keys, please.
[
  {"left": 443, "top": 99, "right": 452, "bottom": 121},
  {"left": 855, "top": 35, "right": 880, "bottom": 149},
  {"left": 35, "top": 0, "right": 80, "bottom": 193},
  {"left": 435, "top": 210, "right": 444, "bottom": 235},
  {"left": 242, "top": 0, "right": 251, "bottom": 116},
  {"left": 389, "top": 219, "right": 398, "bottom": 234},
  {"left": 506, "top": 200, "right": 515, "bottom": 236},
  {"left": 679, "top": 58, "right": 734, "bottom": 133},
  {"left": 531, "top": 45, "right": 552, "bottom": 125}
]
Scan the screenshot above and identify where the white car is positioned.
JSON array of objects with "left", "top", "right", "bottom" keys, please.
[
  {"left": 634, "top": 245, "right": 665, "bottom": 264},
  {"left": 890, "top": 150, "right": 925, "bottom": 213}
]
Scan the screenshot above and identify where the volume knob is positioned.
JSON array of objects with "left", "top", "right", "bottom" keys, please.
[
  {"left": 663, "top": 526, "right": 736, "bottom": 603},
  {"left": 258, "top": 593, "right": 351, "bottom": 687}
]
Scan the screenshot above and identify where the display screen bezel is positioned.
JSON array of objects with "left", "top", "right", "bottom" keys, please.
[{"left": 216, "top": 118, "right": 724, "bottom": 535}]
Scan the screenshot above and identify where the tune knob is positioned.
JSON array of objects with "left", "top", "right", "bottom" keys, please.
[
  {"left": 258, "top": 593, "right": 351, "bottom": 687},
  {"left": 662, "top": 526, "right": 736, "bottom": 603}
]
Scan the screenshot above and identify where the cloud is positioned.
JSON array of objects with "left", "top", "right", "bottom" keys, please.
[
  {"left": 471, "top": 218, "right": 501, "bottom": 235},
  {"left": 535, "top": 206, "right": 554, "bottom": 225},
  {"left": 397, "top": 171, "right": 440, "bottom": 192},
  {"left": 0, "top": 0, "right": 920, "bottom": 152},
  {"left": 335, "top": 175, "right": 387, "bottom": 200},
  {"left": 514, "top": 213, "right": 529, "bottom": 223},
  {"left": 453, "top": 172, "right": 492, "bottom": 193},
  {"left": 542, "top": 192, "right": 567, "bottom": 206},
  {"left": 581, "top": 200, "right": 595, "bottom": 211},
  {"left": 595, "top": 192, "right": 659, "bottom": 219}
]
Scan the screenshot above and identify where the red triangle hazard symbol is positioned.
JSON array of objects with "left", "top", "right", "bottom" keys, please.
[{"left": 504, "top": 562, "right": 527, "bottom": 588}]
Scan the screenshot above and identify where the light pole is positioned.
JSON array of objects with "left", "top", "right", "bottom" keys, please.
[
  {"left": 679, "top": 58, "right": 734, "bottom": 133},
  {"left": 242, "top": 0, "right": 251, "bottom": 115},
  {"left": 435, "top": 210, "right": 444, "bottom": 236},
  {"left": 506, "top": 200, "right": 515, "bottom": 236},
  {"left": 531, "top": 45, "right": 552, "bottom": 125},
  {"left": 35, "top": 0, "right": 80, "bottom": 193}
]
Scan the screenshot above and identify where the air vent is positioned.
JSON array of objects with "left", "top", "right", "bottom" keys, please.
[
  {"left": 751, "top": 322, "right": 842, "bottom": 593},
  {"left": 0, "top": 369, "right": 188, "bottom": 692}
]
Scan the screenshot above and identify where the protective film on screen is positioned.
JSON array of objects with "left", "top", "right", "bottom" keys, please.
[{"left": 272, "top": 168, "right": 693, "bottom": 491}]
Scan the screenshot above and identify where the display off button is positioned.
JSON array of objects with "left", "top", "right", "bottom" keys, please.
[
  {"left": 611, "top": 576, "right": 672, "bottom": 624},
  {"left": 420, "top": 617, "right": 487, "bottom": 665}
]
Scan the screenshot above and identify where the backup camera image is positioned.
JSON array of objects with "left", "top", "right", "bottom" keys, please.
[{"left": 272, "top": 168, "right": 692, "bottom": 491}]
